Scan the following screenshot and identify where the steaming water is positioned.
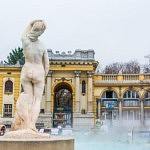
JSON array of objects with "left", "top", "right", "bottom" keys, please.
[{"left": 73, "top": 127, "right": 150, "bottom": 150}]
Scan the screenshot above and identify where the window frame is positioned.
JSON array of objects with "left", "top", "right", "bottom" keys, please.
[
  {"left": 3, "top": 104, "right": 12, "bottom": 118},
  {"left": 4, "top": 79, "right": 13, "bottom": 94},
  {"left": 81, "top": 80, "right": 86, "bottom": 94}
]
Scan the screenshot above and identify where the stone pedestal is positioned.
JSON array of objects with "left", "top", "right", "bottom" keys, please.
[{"left": 0, "top": 136, "right": 74, "bottom": 150}]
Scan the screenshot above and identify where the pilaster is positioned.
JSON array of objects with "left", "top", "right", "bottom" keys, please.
[
  {"left": 118, "top": 99, "right": 122, "bottom": 120},
  {"left": 87, "top": 71, "right": 93, "bottom": 113},
  {"left": 45, "top": 71, "right": 52, "bottom": 114},
  {"left": 74, "top": 71, "right": 81, "bottom": 113},
  {"left": 140, "top": 98, "right": 144, "bottom": 126},
  {"left": 97, "top": 99, "right": 101, "bottom": 119}
]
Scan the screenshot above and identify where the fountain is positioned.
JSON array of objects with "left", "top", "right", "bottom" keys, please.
[
  {"left": 74, "top": 127, "right": 150, "bottom": 150},
  {"left": 53, "top": 112, "right": 68, "bottom": 126},
  {"left": 0, "top": 20, "right": 74, "bottom": 150}
]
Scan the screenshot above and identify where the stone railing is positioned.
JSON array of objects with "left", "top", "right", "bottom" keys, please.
[
  {"left": 144, "top": 74, "right": 150, "bottom": 80},
  {"left": 95, "top": 73, "right": 150, "bottom": 83},
  {"left": 102, "top": 74, "right": 117, "bottom": 81},
  {"left": 123, "top": 74, "right": 139, "bottom": 80}
]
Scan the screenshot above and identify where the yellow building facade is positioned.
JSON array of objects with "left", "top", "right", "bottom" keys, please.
[{"left": 0, "top": 50, "right": 150, "bottom": 129}]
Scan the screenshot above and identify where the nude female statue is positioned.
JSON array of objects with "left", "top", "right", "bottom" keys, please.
[{"left": 13, "top": 20, "right": 49, "bottom": 131}]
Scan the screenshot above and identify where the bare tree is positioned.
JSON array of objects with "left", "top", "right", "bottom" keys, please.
[
  {"left": 122, "top": 61, "right": 140, "bottom": 74},
  {"left": 143, "top": 64, "right": 150, "bottom": 73},
  {"left": 103, "top": 62, "right": 123, "bottom": 74},
  {"left": 103, "top": 60, "right": 140, "bottom": 74}
]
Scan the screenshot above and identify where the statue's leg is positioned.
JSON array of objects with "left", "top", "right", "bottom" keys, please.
[
  {"left": 22, "top": 80, "right": 34, "bottom": 129},
  {"left": 13, "top": 92, "right": 30, "bottom": 130},
  {"left": 12, "top": 112, "right": 23, "bottom": 131},
  {"left": 31, "top": 81, "right": 44, "bottom": 130}
]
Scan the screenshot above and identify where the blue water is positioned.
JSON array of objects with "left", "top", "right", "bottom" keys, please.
[{"left": 73, "top": 129, "right": 150, "bottom": 150}]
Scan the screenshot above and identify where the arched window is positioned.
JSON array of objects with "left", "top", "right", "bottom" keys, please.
[
  {"left": 82, "top": 80, "right": 86, "bottom": 94},
  {"left": 123, "top": 90, "right": 139, "bottom": 99},
  {"left": 122, "top": 90, "right": 140, "bottom": 120},
  {"left": 144, "top": 91, "right": 150, "bottom": 119},
  {"left": 145, "top": 91, "right": 150, "bottom": 99},
  {"left": 101, "top": 90, "right": 118, "bottom": 107},
  {"left": 144, "top": 90, "right": 150, "bottom": 107},
  {"left": 5, "top": 80, "right": 13, "bottom": 93},
  {"left": 101, "top": 90, "right": 118, "bottom": 99}
]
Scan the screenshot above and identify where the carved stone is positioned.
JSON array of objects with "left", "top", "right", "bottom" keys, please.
[{"left": 4, "top": 20, "right": 49, "bottom": 138}]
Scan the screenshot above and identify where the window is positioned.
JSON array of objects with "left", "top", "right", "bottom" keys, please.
[
  {"left": 144, "top": 110, "right": 150, "bottom": 120},
  {"left": 123, "top": 90, "right": 139, "bottom": 99},
  {"left": 148, "top": 92, "right": 150, "bottom": 98},
  {"left": 55, "top": 89, "right": 72, "bottom": 111},
  {"left": 82, "top": 80, "right": 86, "bottom": 94},
  {"left": 123, "top": 90, "right": 140, "bottom": 107},
  {"left": 102, "top": 100, "right": 118, "bottom": 107},
  {"left": 144, "top": 91, "right": 150, "bottom": 106},
  {"left": 123, "top": 100, "right": 140, "bottom": 107},
  {"left": 5, "top": 80, "right": 13, "bottom": 93},
  {"left": 101, "top": 90, "right": 118, "bottom": 107},
  {"left": 122, "top": 110, "right": 140, "bottom": 120},
  {"left": 145, "top": 91, "right": 150, "bottom": 98},
  {"left": 3, "top": 104, "right": 12, "bottom": 117},
  {"left": 144, "top": 100, "right": 150, "bottom": 106},
  {"left": 102, "top": 91, "right": 117, "bottom": 99},
  {"left": 40, "top": 109, "right": 45, "bottom": 113},
  {"left": 106, "top": 91, "right": 113, "bottom": 98}
]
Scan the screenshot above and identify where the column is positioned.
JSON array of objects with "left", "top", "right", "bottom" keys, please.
[
  {"left": 140, "top": 99, "right": 144, "bottom": 126},
  {"left": 97, "top": 99, "right": 101, "bottom": 119},
  {"left": 87, "top": 71, "right": 93, "bottom": 113},
  {"left": 74, "top": 71, "right": 81, "bottom": 113},
  {"left": 45, "top": 71, "right": 52, "bottom": 114},
  {"left": 118, "top": 99, "right": 122, "bottom": 120}
]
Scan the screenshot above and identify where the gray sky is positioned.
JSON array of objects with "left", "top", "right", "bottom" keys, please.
[{"left": 0, "top": 0, "right": 150, "bottom": 68}]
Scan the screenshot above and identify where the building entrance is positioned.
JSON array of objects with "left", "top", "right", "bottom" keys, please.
[{"left": 53, "top": 83, "right": 73, "bottom": 127}]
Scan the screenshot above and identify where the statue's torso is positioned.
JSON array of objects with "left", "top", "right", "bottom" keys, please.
[
  {"left": 23, "top": 38, "right": 45, "bottom": 65},
  {"left": 21, "top": 36, "right": 45, "bottom": 82}
]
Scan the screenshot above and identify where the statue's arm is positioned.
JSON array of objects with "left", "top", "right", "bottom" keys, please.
[
  {"left": 43, "top": 50, "right": 49, "bottom": 77},
  {"left": 22, "top": 21, "right": 34, "bottom": 40},
  {"left": 21, "top": 20, "right": 42, "bottom": 40}
]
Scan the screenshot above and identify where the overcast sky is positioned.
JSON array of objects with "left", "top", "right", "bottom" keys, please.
[{"left": 0, "top": 0, "right": 150, "bottom": 68}]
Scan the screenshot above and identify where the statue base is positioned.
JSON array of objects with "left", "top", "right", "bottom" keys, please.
[
  {"left": 3, "top": 129, "right": 49, "bottom": 138},
  {"left": 0, "top": 135, "right": 74, "bottom": 150}
]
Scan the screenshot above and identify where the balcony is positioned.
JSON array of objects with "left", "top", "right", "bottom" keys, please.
[{"left": 94, "top": 73, "right": 150, "bottom": 85}]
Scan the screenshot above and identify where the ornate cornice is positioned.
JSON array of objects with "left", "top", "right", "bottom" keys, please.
[
  {"left": 54, "top": 77, "right": 72, "bottom": 83},
  {"left": 47, "top": 49, "right": 95, "bottom": 61},
  {"left": 49, "top": 61, "right": 95, "bottom": 65}
]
